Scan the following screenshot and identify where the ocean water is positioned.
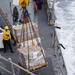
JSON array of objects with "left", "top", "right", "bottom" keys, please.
[{"left": 55, "top": 0, "right": 75, "bottom": 75}]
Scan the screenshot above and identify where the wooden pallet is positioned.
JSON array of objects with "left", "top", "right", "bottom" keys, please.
[{"left": 18, "top": 62, "right": 48, "bottom": 71}]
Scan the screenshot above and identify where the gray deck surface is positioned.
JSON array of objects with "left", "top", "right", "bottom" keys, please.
[
  {"left": 0, "top": 15, "right": 7, "bottom": 28},
  {"left": 0, "top": 5, "right": 55, "bottom": 75}
]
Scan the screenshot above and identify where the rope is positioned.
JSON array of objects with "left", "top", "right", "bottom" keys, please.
[
  {"left": 25, "top": 20, "right": 30, "bottom": 69},
  {"left": 20, "top": 23, "right": 26, "bottom": 47},
  {"left": 30, "top": 23, "right": 46, "bottom": 63},
  {"left": 19, "top": 24, "right": 23, "bottom": 45},
  {"left": 27, "top": 10, "right": 46, "bottom": 63},
  {"left": 21, "top": 8, "right": 30, "bottom": 69},
  {"left": 28, "top": 20, "right": 34, "bottom": 46},
  {"left": 23, "top": 23, "right": 25, "bottom": 47}
]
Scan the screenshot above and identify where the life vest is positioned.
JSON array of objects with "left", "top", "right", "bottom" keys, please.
[
  {"left": 19, "top": 0, "right": 29, "bottom": 7},
  {"left": 3, "top": 30, "right": 11, "bottom": 40}
]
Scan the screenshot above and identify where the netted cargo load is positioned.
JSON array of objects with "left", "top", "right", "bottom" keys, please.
[
  {"left": 13, "top": 23, "right": 39, "bottom": 43},
  {"left": 18, "top": 45, "right": 47, "bottom": 71},
  {"left": 13, "top": 8, "right": 47, "bottom": 71}
]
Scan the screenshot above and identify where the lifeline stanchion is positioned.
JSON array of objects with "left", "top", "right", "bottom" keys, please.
[{"left": 8, "top": 58, "right": 16, "bottom": 75}]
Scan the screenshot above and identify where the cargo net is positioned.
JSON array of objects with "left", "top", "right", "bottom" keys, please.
[{"left": 13, "top": 8, "right": 47, "bottom": 71}]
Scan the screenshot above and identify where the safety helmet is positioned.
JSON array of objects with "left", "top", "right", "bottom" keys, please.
[
  {"left": 4, "top": 26, "right": 9, "bottom": 30},
  {"left": 19, "top": 0, "right": 29, "bottom": 7}
]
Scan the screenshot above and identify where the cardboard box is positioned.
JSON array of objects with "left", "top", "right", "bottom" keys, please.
[
  {"left": 13, "top": 23, "right": 39, "bottom": 42},
  {"left": 17, "top": 45, "right": 45, "bottom": 68},
  {"left": 18, "top": 37, "right": 41, "bottom": 48}
]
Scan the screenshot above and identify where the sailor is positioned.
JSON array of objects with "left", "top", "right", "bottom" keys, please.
[
  {"left": 33, "top": 0, "right": 38, "bottom": 12},
  {"left": 3, "top": 26, "right": 14, "bottom": 53},
  {"left": 13, "top": 6, "right": 19, "bottom": 25},
  {"left": 19, "top": 0, "right": 29, "bottom": 24}
]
